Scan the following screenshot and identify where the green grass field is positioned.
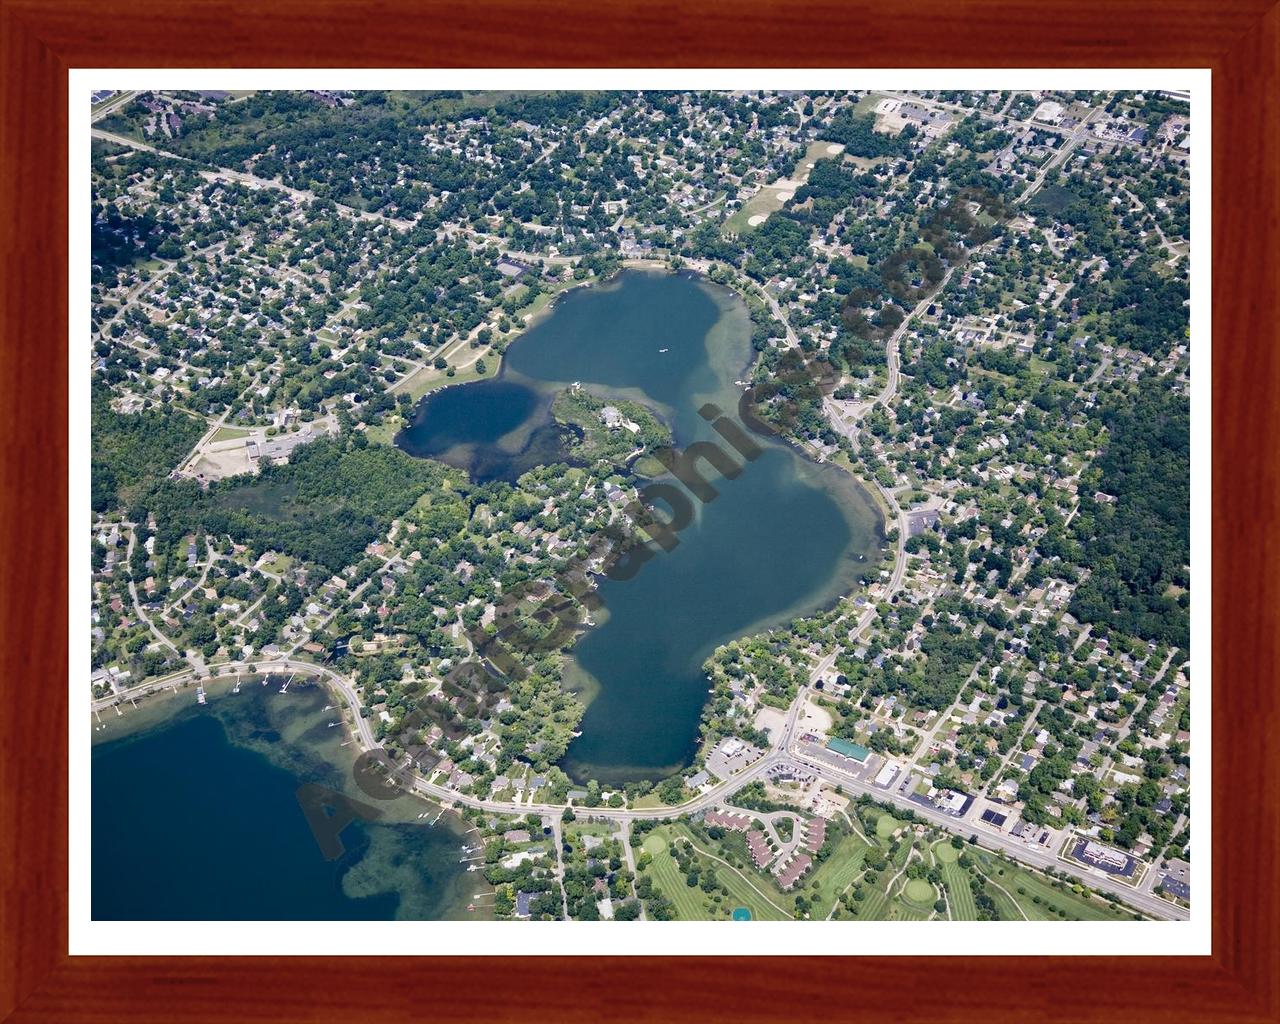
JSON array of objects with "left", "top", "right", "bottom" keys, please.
[
  {"left": 998, "top": 867, "right": 1134, "bottom": 922},
  {"left": 516, "top": 289, "right": 556, "bottom": 320},
  {"left": 903, "top": 878, "right": 935, "bottom": 905},
  {"left": 390, "top": 363, "right": 488, "bottom": 403},
  {"left": 258, "top": 552, "right": 293, "bottom": 575},
  {"left": 566, "top": 821, "right": 616, "bottom": 840},
  {"left": 891, "top": 839, "right": 914, "bottom": 869},
  {"left": 875, "top": 814, "right": 901, "bottom": 840},
  {"left": 853, "top": 92, "right": 889, "bottom": 115},
  {"left": 945, "top": 866, "right": 978, "bottom": 920},
  {"left": 984, "top": 879, "right": 1028, "bottom": 921},
  {"left": 723, "top": 188, "right": 790, "bottom": 235},
  {"left": 794, "top": 140, "right": 846, "bottom": 175},
  {"left": 887, "top": 901, "right": 932, "bottom": 921},
  {"left": 970, "top": 851, "right": 1138, "bottom": 921},
  {"left": 643, "top": 833, "right": 710, "bottom": 921},
  {"left": 641, "top": 828, "right": 792, "bottom": 921},
  {"left": 363, "top": 416, "right": 402, "bottom": 446},
  {"left": 211, "top": 425, "right": 251, "bottom": 442},
  {"left": 806, "top": 833, "right": 871, "bottom": 917},
  {"left": 848, "top": 883, "right": 889, "bottom": 920}
]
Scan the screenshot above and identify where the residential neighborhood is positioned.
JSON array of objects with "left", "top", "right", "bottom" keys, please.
[{"left": 91, "top": 87, "right": 1192, "bottom": 924}]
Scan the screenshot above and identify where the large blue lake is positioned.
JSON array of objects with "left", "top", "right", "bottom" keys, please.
[
  {"left": 398, "top": 270, "right": 884, "bottom": 784},
  {"left": 92, "top": 682, "right": 482, "bottom": 920}
]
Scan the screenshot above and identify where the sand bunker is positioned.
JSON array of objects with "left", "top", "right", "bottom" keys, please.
[
  {"left": 826, "top": 143, "right": 845, "bottom": 154},
  {"left": 775, "top": 190, "right": 794, "bottom": 201},
  {"left": 747, "top": 214, "right": 767, "bottom": 226}
]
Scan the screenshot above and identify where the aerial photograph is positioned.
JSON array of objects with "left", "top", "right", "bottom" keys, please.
[{"left": 88, "top": 86, "right": 1192, "bottom": 925}]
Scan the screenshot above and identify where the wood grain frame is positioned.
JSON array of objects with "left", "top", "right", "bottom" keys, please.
[{"left": 2, "top": 2, "right": 1276, "bottom": 1020}]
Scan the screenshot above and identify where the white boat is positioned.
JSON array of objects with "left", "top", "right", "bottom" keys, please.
[{"left": 658, "top": 348, "right": 669, "bottom": 353}]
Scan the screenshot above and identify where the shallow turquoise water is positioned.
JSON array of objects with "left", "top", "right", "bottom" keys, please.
[{"left": 92, "top": 683, "right": 480, "bottom": 920}]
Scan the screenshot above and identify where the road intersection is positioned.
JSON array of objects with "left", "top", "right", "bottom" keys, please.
[{"left": 93, "top": 650, "right": 1186, "bottom": 921}]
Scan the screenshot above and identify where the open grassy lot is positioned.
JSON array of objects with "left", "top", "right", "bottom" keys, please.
[
  {"left": 390, "top": 363, "right": 488, "bottom": 403},
  {"left": 875, "top": 813, "right": 902, "bottom": 840},
  {"left": 641, "top": 833, "right": 708, "bottom": 921},
  {"left": 723, "top": 187, "right": 791, "bottom": 235},
  {"left": 791, "top": 140, "right": 846, "bottom": 178},
  {"left": 566, "top": 821, "right": 616, "bottom": 840},
  {"left": 258, "top": 552, "right": 293, "bottom": 575},
  {"left": 211, "top": 425, "right": 252, "bottom": 442},
  {"left": 363, "top": 417, "right": 402, "bottom": 446},
  {"left": 933, "top": 842, "right": 978, "bottom": 920},
  {"left": 973, "top": 851, "right": 1138, "bottom": 921},
  {"left": 903, "top": 878, "right": 935, "bottom": 905},
  {"left": 854, "top": 91, "right": 890, "bottom": 115},
  {"left": 846, "top": 881, "right": 890, "bottom": 921},
  {"left": 887, "top": 900, "right": 931, "bottom": 921},
  {"left": 640, "top": 827, "right": 792, "bottom": 921},
  {"left": 1000, "top": 867, "right": 1134, "bottom": 922},
  {"left": 805, "top": 832, "right": 871, "bottom": 916},
  {"left": 515, "top": 289, "right": 556, "bottom": 320}
]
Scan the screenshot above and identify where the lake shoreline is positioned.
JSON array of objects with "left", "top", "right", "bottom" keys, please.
[
  {"left": 98, "top": 265, "right": 891, "bottom": 795},
  {"left": 92, "top": 676, "right": 488, "bottom": 921},
  {"left": 392, "top": 268, "right": 888, "bottom": 783}
]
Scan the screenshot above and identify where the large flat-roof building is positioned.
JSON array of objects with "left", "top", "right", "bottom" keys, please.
[{"left": 826, "top": 737, "right": 870, "bottom": 762}]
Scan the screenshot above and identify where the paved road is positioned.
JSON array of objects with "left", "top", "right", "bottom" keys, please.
[
  {"left": 91, "top": 91, "right": 137, "bottom": 123},
  {"left": 616, "top": 821, "right": 645, "bottom": 919},
  {"left": 88, "top": 185, "right": 1183, "bottom": 919},
  {"left": 1018, "top": 104, "right": 1103, "bottom": 206},
  {"left": 90, "top": 128, "right": 416, "bottom": 230},
  {"left": 120, "top": 527, "right": 180, "bottom": 656},
  {"left": 94, "top": 653, "right": 1185, "bottom": 920},
  {"left": 781, "top": 744, "right": 1185, "bottom": 921}
]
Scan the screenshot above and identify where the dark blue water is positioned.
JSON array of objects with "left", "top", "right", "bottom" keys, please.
[
  {"left": 399, "top": 378, "right": 540, "bottom": 453},
  {"left": 398, "top": 270, "right": 884, "bottom": 784},
  {"left": 92, "top": 685, "right": 477, "bottom": 920}
]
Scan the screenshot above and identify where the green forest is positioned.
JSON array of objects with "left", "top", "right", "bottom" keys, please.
[
  {"left": 1069, "top": 385, "right": 1191, "bottom": 648},
  {"left": 823, "top": 111, "right": 916, "bottom": 159},
  {"left": 91, "top": 384, "right": 204, "bottom": 512},
  {"left": 134, "top": 437, "right": 450, "bottom": 572}
]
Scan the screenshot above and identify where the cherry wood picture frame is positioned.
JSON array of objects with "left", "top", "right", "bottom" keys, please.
[{"left": 2, "top": 1, "right": 1276, "bottom": 1020}]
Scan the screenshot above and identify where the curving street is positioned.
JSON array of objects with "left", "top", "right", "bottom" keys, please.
[{"left": 92, "top": 650, "right": 1185, "bottom": 920}]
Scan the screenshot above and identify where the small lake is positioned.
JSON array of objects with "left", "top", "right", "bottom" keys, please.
[
  {"left": 92, "top": 681, "right": 483, "bottom": 920},
  {"left": 398, "top": 270, "right": 884, "bottom": 785}
]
